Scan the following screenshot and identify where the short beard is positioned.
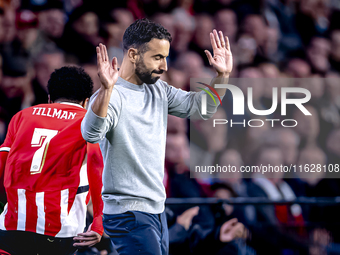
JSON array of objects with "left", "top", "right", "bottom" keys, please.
[{"left": 135, "top": 56, "right": 162, "bottom": 84}]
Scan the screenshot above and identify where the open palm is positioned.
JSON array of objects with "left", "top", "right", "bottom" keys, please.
[
  {"left": 97, "top": 43, "right": 118, "bottom": 89},
  {"left": 205, "top": 29, "right": 233, "bottom": 75}
]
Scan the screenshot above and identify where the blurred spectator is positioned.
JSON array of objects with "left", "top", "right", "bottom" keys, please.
[
  {"left": 288, "top": 146, "right": 327, "bottom": 198},
  {"left": 103, "top": 8, "right": 134, "bottom": 66},
  {"left": 175, "top": 51, "right": 213, "bottom": 88},
  {"left": 161, "top": 67, "right": 187, "bottom": 90},
  {"left": 242, "top": 15, "right": 268, "bottom": 56},
  {"left": 37, "top": 3, "right": 66, "bottom": 50},
  {"left": 189, "top": 13, "right": 214, "bottom": 67},
  {"left": 265, "top": 0, "right": 303, "bottom": 59},
  {"left": 210, "top": 183, "right": 255, "bottom": 255},
  {"left": 152, "top": 12, "right": 175, "bottom": 42},
  {"left": 293, "top": 105, "right": 320, "bottom": 148},
  {"left": 329, "top": 30, "right": 340, "bottom": 72},
  {"left": 265, "top": 128, "right": 300, "bottom": 166},
  {"left": 167, "top": 115, "right": 187, "bottom": 135},
  {"left": 216, "top": 149, "right": 257, "bottom": 227},
  {"left": 0, "top": 53, "right": 34, "bottom": 120},
  {"left": 171, "top": 5, "right": 195, "bottom": 56},
  {"left": 214, "top": 9, "right": 238, "bottom": 45},
  {"left": 83, "top": 63, "right": 101, "bottom": 93},
  {"left": 15, "top": 9, "right": 42, "bottom": 60},
  {"left": 60, "top": 6, "right": 101, "bottom": 63},
  {"left": 250, "top": 145, "right": 307, "bottom": 254},
  {"left": 296, "top": 0, "right": 331, "bottom": 45},
  {"left": 2, "top": 6, "right": 16, "bottom": 44},
  {"left": 235, "top": 34, "right": 257, "bottom": 66},
  {"left": 285, "top": 58, "right": 311, "bottom": 78},
  {"left": 306, "top": 36, "right": 331, "bottom": 75},
  {"left": 32, "top": 49, "right": 65, "bottom": 105},
  {"left": 263, "top": 27, "right": 279, "bottom": 63}
]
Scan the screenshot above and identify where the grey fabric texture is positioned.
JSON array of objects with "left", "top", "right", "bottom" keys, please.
[{"left": 81, "top": 77, "right": 222, "bottom": 214}]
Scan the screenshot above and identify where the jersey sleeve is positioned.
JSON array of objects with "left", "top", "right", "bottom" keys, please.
[
  {"left": 86, "top": 142, "right": 104, "bottom": 236},
  {"left": 0, "top": 113, "right": 21, "bottom": 178}
]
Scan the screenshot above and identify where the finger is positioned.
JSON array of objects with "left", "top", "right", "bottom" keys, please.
[
  {"left": 96, "top": 46, "right": 102, "bottom": 66},
  {"left": 219, "top": 31, "right": 225, "bottom": 48},
  {"left": 222, "top": 218, "right": 238, "bottom": 229},
  {"left": 100, "top": 44, "right": 106, "bottom": 63},
  {"left": 73, "top": 236, "right": 98, "bottom": 241},
  {"left": 73, "top": 240, "right": 98, "bottom": 247},
  {"left": 193, "top": 206, "right": 200, "bottom": 213},
  {"left": 74, "top": 237, "right": 98, "bottom": 242},
  {"left": 112, "top": 57, "right": 118, "bottom": 71},
  {"left": 76, "top": 232, "right": 98, "bottom": 237},
  {"left": 210, "top": 32, "right": 217, "bottom": 50},
  {"left": 87, "top": 223, "right": 92, "bottom": 232},
  {"left": 213, "top": 29, "right": 221, "bottom": 48},
  {"left": 204, "top": 50, "right": 213, "bottom": 65},
  {"left": 103, "top": 44, "right": 109, "bottom": 62},
  {"left": 225, "top": 36, "right": 231, "bottom": 52},
  {"left": 191, "top": 206, "right": 200, "bottom": 216}
]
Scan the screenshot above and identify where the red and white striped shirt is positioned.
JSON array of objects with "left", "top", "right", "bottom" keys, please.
[{"left": 0, "top": 102, "right": 104, "bottom": 237}]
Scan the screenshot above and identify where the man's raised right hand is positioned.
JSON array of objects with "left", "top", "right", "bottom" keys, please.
[{"left": 97, "top": 43, "right": 118, "bottom": 90}]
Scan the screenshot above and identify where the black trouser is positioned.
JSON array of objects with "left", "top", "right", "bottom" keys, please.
[
  {"left": 103, "top": 211, "right": 169, "bottom": 255},
  {"left": 0, "top": 230, "right": 77, "bottom": 255}
]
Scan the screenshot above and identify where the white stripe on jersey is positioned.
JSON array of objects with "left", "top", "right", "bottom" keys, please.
[
  {"left": 0, "top": 147, "right": 10, "bottom": 152},
  {"left": 56, "top": 157, "right": 88, "bottom": 238},
  {"left": 0, "top": 203, "right": 8, "bottom": 230},
  {"left": 17, "top": 189, "right": 26, "bottom": 231},
  {"left": 56, "top": 189, "right": 69, "bottom": 237},
  {"left": 36, "top": 192, "right": 45, "bottom": 234}
]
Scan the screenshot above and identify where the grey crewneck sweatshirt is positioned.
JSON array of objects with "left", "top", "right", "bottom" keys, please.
[{"left": 81, "top": 77, "right": 223, "bottom": 214}]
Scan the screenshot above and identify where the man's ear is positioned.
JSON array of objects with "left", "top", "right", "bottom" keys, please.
[
  {"left": 127, "top": 48, "right": 138, "bottom": 63},
  {"left": 48, "top": 95, "right": 52, "bottom": 104},
  {"left": 81, "top": 98, "right": 90, "bottom": 109}
]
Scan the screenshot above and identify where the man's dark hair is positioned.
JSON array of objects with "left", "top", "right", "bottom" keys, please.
[
  {"left": 123, "top": 18, "right": 172, "bottom": 54},
  {"left": 47, "top": 66, "right": 93, "bottom": 103}
]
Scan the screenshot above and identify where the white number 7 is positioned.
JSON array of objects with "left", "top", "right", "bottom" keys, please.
[{"left": 30, "top": 128, "right": 58, "bottom": 174}]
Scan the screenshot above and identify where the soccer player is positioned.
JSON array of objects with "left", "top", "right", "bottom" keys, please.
[
  {"left": 0, "top": 66, "right": 104, "bottom": 255},
  {"left": 81, "top": 18, "right": 232, "bottom": 254}
]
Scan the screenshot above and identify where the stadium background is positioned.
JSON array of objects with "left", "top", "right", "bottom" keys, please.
[{"left": 0, "top": 0, "right": 340, "bottom": 254}]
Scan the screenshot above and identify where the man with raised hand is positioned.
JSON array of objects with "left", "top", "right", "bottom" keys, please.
[{"left": 81, "top": 18, "right": 233, "bottom": 255}]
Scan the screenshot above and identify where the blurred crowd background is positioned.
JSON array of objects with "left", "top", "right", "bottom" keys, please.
[{"left": 0, "top": 0, "right": 340, "bottom": 254}]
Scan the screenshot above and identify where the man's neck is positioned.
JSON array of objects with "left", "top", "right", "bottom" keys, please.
[{"left": 119, "top": 57, "right": 143, "bottom": 85}]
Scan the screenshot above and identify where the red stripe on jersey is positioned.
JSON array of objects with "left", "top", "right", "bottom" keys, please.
[
  {"left": 25, "top": 191, "right": 38, "bottom": 233},
  {"left": 4, "top": 189, "right": 18, "bottom": 230},
  {"left": 44, "top": 190, "right": 62, "bottom": 236}
]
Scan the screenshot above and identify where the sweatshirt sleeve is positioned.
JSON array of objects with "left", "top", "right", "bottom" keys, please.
[
  {"left": 81, "top": 89, "right": 121, "bottom": 144},
  {"left": 162, "top": 81, "right": 224, "bottom": 120},
  {"left": 86, "top": 142, "right": 104, "bottom": 236}
]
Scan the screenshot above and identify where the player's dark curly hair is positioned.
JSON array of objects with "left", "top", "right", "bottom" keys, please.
[
  {"left": 123, "top": 18, "right": 172, "bottom": 54},
  {"left": 47, "top": 66, "right": 93, "bottom": 103}
]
